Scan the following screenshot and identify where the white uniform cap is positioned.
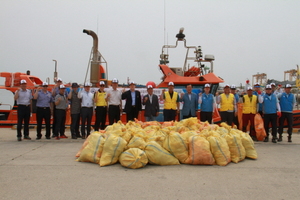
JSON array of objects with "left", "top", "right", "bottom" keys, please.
[
  {"left": 204, "top": 84, "right": 210, "bottom": 88},
  {"left": 147, "top": 85, "right": 153, "bottom": 89},
  {"left": 230, "top": 84, "right": 236, "bottom": 89},
  {"left": 20, "top": 79, "right": 27, "bottom": 84},
  {"left": 168, "top": 82, "right": 174, "bottom": 86},
  {"left": 270, "top": 83, "right": 276, "bottom": 86},
  {"left": 247, "top": 86, "right": 253, "bottom": 90},
  {"left": 112, "top": 78, "right": 118, "bottom": 83},
  {"left": 59, "top": 84, "right": 65, "bottom": 89},
  {"left": 84, "top": 82, "right": 92, "bottom": 87},
  {"left": 265, "top": 85, "right": 271, "bottom": 89},
  {"left": 285, "top": 84, "right": 292, "bottom": 88},
  {"left": 99, "top": 81, "right": 105, "bottom": 85},
  {"left": 42, "top": 82, "right": 48, "bottom": 86},
  {"left": 129, "top": 81, "right": 135, "bottom": 85},
  {"left": 224, "top": 84, "right": 230, "bottom": 88},
  {"left": 57, "top": 78, "right": 63, "bottom": 82}
]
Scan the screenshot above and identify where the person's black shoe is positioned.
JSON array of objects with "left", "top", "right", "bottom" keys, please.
[
  {"left": 81, "top": 135, "right": 86, "bottom": 139},
  {"left": 272, "top": 137, "right": 277, "bottom": 143},
  {"left": 278, "top": 135, "right": 282, "bottom": 142},
  {"left": 36, "top": 137, "right": 41, "bottom": 140},
  {"left": 263, "top": 137, "right": 269, "bottom": 142},
  {"left": 52, "top": 135, "right": 55, "bottom": 138},
  {"left": 24, "top": 136, "right": 31, "bottom": 140},
  {"left": 288, "top": 136, "right": 292, "bottom": 143},
  {"left": 76, "top": 134, "right": 82, "bottom": 138},
  {"left": 17, "top": 137, "right": 22, "bottom": 141},
  {"left": 46, "top": 137, "right": 51, "bottom": 139},
  {"left": 71, "top": 136, "right": 77, "bottom": 139}
]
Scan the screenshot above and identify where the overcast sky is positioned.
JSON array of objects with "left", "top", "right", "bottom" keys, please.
[{"left": 1, "top": 0, "right": 299, "bottom": 87}]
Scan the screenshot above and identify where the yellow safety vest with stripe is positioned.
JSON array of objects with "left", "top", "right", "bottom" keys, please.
[
  {"left": 242, "top": 95, "right": 257, "bottom": 114},
  {"left": 220, "top": 93, "right": 234, "bottom": 111},
  {"left": 164, "top": 91, "right": 178, "bottom": 110},
  {"left": 95, "top": 92, "right": 107, "bottom": 106}
]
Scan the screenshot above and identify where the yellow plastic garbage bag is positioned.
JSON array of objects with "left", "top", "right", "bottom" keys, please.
[
  {"left": 119, "top": 148, "right": 148, "bottom": 169},
  {"left": 185, "top": 135, "right": 215, "bottom": 165},
  {"left": 240, "top": 132, "right": 258, "bottom": 159},
  {"left": 208, "top": 135, "right": 231, "bottom": 166},
  {"left": 225, "top": 133, "right": 246, "bottom": 163},
  {"left": 100, "top": 134, "right": 127, "bottom": 166},
  {"left": 163, "top": 131, "right": 189, "bottom": 163},
  {"left": 126, "top": 136, "right": 147, "bottom": 150},
  {"left": 77, "top": 134, "right": 105, "bottom": 164},
  {"left": 145, "top": 141, "right": 180, "bottom": 165}
]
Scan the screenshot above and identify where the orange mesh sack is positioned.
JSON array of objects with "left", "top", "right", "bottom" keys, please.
[
  {"left": 119, "top": 148, "right": 148, "bottom": 169},
  {"left": 185, "top": 135, "right": 215, "bottom": 165},
  {"left": 254, "top": 113, "right": 266, "bottom": 141}
]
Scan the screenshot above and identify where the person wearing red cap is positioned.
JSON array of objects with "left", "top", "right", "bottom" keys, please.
[
  {"left": 216, "top": 84, "right": 237, "bottom": 126},
  {"left": 122, "top": 81, "right": 142, "bottom": 122},
  {"left": 14, "top": 79, "right": 33, "bottom": 141}
]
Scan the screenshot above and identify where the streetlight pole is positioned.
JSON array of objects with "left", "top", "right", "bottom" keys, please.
[{"left": 53, "top": 59, "right": 57, "bottom": 82}]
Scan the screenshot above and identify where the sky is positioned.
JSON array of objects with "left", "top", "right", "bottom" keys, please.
[{"left": 1, "top": 0, "right": 300, "bottom": 87}]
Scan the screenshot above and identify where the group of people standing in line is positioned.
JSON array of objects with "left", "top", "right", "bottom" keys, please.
[{"left": 15, "top": 78, "right": 294, "bottom": 144}]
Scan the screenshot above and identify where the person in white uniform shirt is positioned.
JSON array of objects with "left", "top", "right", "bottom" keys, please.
[
  {"left": 106, "top": 78, "right": 122, "bottom": 125},
  {"left": 14, "top": 79, "right": 33, "bottom": 141},
  {"left": 78, "top": 82, "right": 94, "bottom": 139}
]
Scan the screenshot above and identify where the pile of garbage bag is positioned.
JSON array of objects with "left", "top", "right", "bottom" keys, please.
[{"left": 75, "top": 118, "right": 257, "bottom": 169}]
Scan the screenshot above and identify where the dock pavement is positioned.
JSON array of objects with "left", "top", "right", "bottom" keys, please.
[{"left": 0, "top": 128, "right": 300, "bottom": 200}]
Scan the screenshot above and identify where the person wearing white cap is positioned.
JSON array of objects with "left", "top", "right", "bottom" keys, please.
[
  {"left": 241, "top": 86, "right": 258, "bottom": 141},
  {"left": 14, "top": 79, "right": 33, "bottom": 141},
  {"left": 216, "top": 84, "right": 237, "bottom": 126},
  {"left": 94, "top": 81, "right": 107, "bottom": 130},
  {"left": 198, "top": 84, "right": 215, "bottom": 123},
  {"left": 277, "top": 84, "right": 295, "bottom": 142},
  {"left": 179, "top": 84, "right": 198, "bottom": 120},
  {"left": 33, "top": 82, "right": 53, "bottom": 139},
  {"left": 54, "top": 84, "right": 69, "bottom": 140},
  {"left": 253, "top": 83, "right": 263, "bottom": 115},
  {"left": 230, "top": 84, "right": 240, "bottom": 128},
  {"left": 122, "top": 81, "right": 142, "bottom": 122},
  {"left": 106, "top": 78, "right": 122, "bottom": 125},
  {"left": 78, "top": 82, "right": 94, "bottom": 139},
  {"left": 51, "top": 77, "right": 68, "bottom": 137},
  {"left": 143, "top": 85, "right": 159, "bottom": 121},
  {"left": 258, "top": 84, "right": 281, "bottom": 143},
  {"left": 160, "top": 82, "right": 180, "bottom": 121},
  {"left": 68, "top": 82, "right": 82, "bottom": 139}
]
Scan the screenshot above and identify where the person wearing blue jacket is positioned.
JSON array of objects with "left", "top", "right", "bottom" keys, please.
[
  {"left": 198, "top": 84, "right": 215, "bottom": 123},
  {"left": 277, "top": 84, "right": 295, "bottom": 142},
  {"left": 259, "top": 84, "right": 281, "bottom": 143},
  {"left": 179, "top": 84, "right": 198, "bottom": 119}
]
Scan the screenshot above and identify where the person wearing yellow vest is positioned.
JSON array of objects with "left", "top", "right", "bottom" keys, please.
[
  {"left": 94, "top": 81, "right": 108, "bottom": 131},
  {"left": 241, "top": 87, "right": 258, "bottom": 141},
  {"left": 216, "top": 84, "right": 237, "bottom": 126},
  {"left": 160, "top": 82, "right": 180, "bottom": 121}
]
